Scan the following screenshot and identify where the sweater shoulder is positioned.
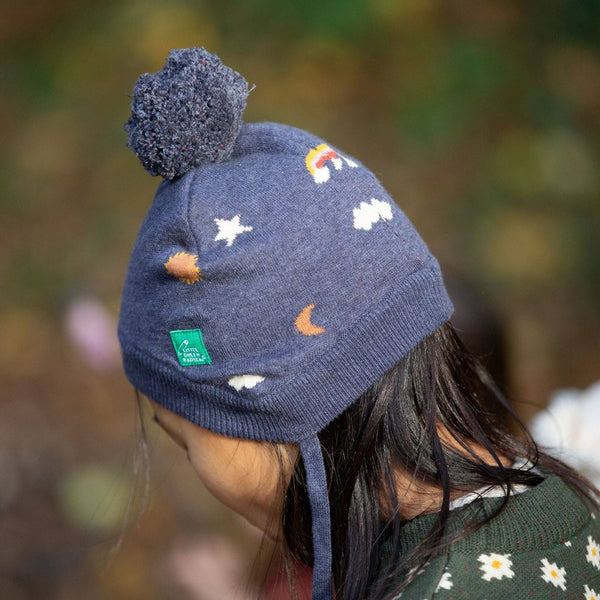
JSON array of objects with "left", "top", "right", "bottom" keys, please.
[{"left": 391, "top": 476, "right": 600, "bottom": 600}]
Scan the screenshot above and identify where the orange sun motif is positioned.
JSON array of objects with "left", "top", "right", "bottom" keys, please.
[{"left": 164, "top": 252, "right": 201, "bottom": 284}]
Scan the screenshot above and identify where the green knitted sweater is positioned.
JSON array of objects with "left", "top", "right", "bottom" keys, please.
[{"left": 385, "top": 475, "right": 600, "bottom": 600}]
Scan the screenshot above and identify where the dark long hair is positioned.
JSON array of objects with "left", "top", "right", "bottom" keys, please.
[{"left": 279, "top": 322, "right": 599, "bottom": 600}]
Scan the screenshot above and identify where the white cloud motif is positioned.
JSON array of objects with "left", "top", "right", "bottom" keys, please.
[
  {"left": 353, "top": 198, "right": 393, "bottom": 231},
  {"left": 214, "top": 215, "right": 253, "bottom": 247},
  {"left": 436, "top": 571, "right": 453, "bottom": 591},
  {"left": 478, "top": 553, "right": 515, "bottom": 581},
  {"left": 228, "top": 374, "right": 265, "bottom": 391},
  {"left": 587, "top": 536, "right": 600, "bottom": 569},
  {"left": 540, "top": 558, "right": 567, "bottom": 590}
]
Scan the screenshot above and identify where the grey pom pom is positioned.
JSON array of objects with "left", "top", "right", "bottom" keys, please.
[{"left": 125, "top": 48, "right": 249, "bottom": 180}]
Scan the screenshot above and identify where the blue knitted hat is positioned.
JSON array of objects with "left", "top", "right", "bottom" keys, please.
[{"left": 119, "top": 48, "right": 453, "bottom": 600}]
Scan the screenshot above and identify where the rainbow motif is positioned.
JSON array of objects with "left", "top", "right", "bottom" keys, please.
[{"left": 305, "top": 143, "right": 358, "bottom": 184}]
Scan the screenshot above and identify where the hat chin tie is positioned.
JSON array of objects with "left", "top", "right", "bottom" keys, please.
[{"left": 299, "top": 435, "right": 333, "bottom": 600}]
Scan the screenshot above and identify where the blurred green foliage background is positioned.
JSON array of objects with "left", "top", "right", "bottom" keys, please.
[{"left": 1, "top": 1, "right": 599, "bottom": 598}]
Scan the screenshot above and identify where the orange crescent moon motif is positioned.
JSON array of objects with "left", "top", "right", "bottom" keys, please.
[{"left": 295, "top": 304, "right": 326, "bottom": 336}]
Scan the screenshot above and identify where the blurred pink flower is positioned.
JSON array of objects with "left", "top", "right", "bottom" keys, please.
[
  {"left": 64, "top": 297, "right": 120, "bottom": 371},
  {"left": 262, "top": 556, "right": 312, "bottom": 600},
  {"left": 166, "top": 536, "right": 254, "bottom": 600}
]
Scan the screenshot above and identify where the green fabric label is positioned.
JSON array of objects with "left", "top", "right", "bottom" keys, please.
[{"left": 169, "top": 329, "right": 212, "bottom": 366}]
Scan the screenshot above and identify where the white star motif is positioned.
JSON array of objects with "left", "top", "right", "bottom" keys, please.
[{"left": 214, "top": 215, "right": 253, "bottom": 247}]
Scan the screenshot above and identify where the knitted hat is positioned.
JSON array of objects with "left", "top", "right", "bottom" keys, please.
[{"left": 119, "top": 48, "right": 453, "bottom": 600}]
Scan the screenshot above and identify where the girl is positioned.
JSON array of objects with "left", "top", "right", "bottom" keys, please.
[{"left": 119, "top": 48, "right": 600, "bottom": 600}]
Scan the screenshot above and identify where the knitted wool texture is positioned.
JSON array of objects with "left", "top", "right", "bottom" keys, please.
[
  {"left": 119, "top": 48, "right": 454, "bottom": 600},
  {"left": 384, "top": 475, "right": 600, "bottom": 599},
  {"left": 125, "top": 48, "right": 248, "bottom": 180},
  {"left": 119, "top": 120, "right": 453, "bottom": 441}
]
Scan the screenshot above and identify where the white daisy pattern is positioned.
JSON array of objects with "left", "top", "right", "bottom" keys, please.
[
  {"left": 403, "top": 561, "right": 430, "bottom": 581},
  {"left": 436, "top": 571, "right": 453, "bottom": 592},
  {"left": 587, "top": 536, "right": 600, "bottom": 569},
  {"left": 478, "top": 553, "right": 515, "bottom": 581},
  {"left": 564, "top": 540, "right": 572, "bottom": 547},
  {"left": 389, "top": 562, "right": 430, "bottom": 599},
  {"left": 214, "top": 215, "right": 253, "bottom": 247},
  {"left": 540, "top": 557, "right": 567, "bottom": 590},
  {"left": 585, "top": 584, "right": 599, "bottom": 600}
]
